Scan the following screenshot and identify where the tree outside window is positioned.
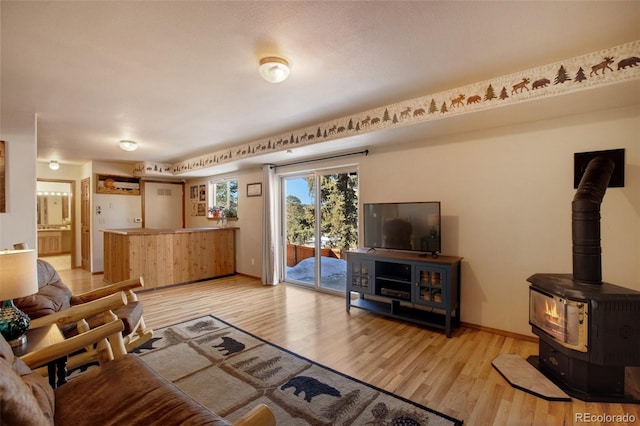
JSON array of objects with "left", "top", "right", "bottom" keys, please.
[
  {"left": 208, "top": 179, "right": 238, "bottom": 219},
  {"left": 285, "top": 172, "right": 358, "bottom": 250}
]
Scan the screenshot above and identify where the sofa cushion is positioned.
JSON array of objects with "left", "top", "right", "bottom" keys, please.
[
  {"left": 0, "top": 335, "right": 54, "bottom": 425},
  {"left": 14, "top": 260, "right": 76, "bottom": 334},
  {"left": 54, "top": 354, "right": 230, "bottom": 426}
]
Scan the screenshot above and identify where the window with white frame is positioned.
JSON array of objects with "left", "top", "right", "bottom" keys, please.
[{"left": 208, "top": 178, "right": 238, "bottom": 219}]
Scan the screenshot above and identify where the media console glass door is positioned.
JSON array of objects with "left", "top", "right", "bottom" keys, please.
[{"left": 413, "top": 265, "right": 449, "bottom": 308}]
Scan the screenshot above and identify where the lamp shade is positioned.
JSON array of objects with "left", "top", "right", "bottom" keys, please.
[{"left": 0, "top": 250, "right": 38, "bottom": 300}]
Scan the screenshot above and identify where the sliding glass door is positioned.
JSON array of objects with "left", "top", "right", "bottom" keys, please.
[
  {"left": 283, "top": 175, "right": 317, "bottom": 287},
  {"left": 282, "top": 168, "right": 358, "bottom": 293}
]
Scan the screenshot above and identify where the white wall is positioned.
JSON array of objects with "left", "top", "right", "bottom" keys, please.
[
  {"left": 360, "top": 105, "right": 640, "bottom": 336},
  {"left": 144, "top": 181, "right": 184, "bottom": 229},
  {"left": 6, "top": 104, "right": 635, "bottom": 338},
  {"left": 185, "top": 167, "right": 263, "bottom": 278},
  {"left": 0, "top": 124, "right": 37, "bottom": 250},
  {"left": 183, "top": 105, "right": 639, "bottom": 337}
]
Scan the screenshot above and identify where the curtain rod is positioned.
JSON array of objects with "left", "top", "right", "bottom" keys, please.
[{"left": 272, "top": 149, "right": 369, "bottom": 169}]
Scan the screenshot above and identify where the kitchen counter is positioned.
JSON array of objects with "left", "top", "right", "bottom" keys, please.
[
  {"left": 101, "top": 226, "right": 237, "bottom": 235},
  {"left": 102, "top": 227, "right": 237, "bottom": 287}
]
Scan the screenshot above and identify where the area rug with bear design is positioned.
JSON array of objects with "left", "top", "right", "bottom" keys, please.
[{"left": 133, "top": 315, "right": 463, "bottom": 425}]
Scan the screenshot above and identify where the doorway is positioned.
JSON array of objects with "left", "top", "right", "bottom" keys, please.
[
  {"left": 36, "top": 179, "right": 76, "bottom": 270},
  {"left": 282, "top": 168, "right": 358, "bottom": 293},
  {"left": 81, "top": 177, "right": 90, "bottom": 272}
]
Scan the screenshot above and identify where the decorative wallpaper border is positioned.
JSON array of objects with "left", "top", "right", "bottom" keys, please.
[
  {"left": 133, "top": 161, "right": 173, "bottom": 177},
  {"left": 136, "top": 41, "right": 640, "bottom": 177}
]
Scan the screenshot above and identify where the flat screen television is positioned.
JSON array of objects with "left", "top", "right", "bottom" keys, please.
[{"left": 363, "top": 202, "right": 441, "bottom": 255}]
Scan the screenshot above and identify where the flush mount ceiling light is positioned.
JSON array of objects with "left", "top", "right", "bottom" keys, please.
[
  {"left": 259, "top": 57, "right": 290, "bottom": 83},
  {"left": 48, "top": 160, "right": 60, "bottom": 171},
  {"left": 119, "top": 140, "right": 137, "bottom": 152}
]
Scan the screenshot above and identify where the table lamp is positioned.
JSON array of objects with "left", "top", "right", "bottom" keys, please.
[{"left": 0, "top": 249, "right": 38, "bottom": 347}]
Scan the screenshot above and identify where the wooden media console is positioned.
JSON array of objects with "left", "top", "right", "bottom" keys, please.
[{"left": 346, "top": 249, "right": 462, "bottom": 337}]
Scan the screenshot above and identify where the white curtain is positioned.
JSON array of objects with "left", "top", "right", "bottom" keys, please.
[{"left": 261, "top": 164, "right": 280, "bottom": 285}]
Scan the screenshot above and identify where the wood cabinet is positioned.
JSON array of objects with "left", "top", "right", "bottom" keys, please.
[
  {"left": 102, "top": 227, "right": 237, "bottom": 288},
  {"left": 38, "top": 231, "right": 62, "bottom": 255},
  {"left": 38, "top": 229, "right": 71, "bottom": 256},
  {"left": 346, "top": 249, "right": 462, "bottom": 337},
  {"left": 60, "top": 230, "right": 71, "bottom": 253}
]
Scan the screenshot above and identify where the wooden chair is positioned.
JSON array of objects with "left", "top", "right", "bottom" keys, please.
[
  {"left": 21, "top": 292, "right": 129, "bottom": 370},
  {"left": 8, "top": 293, "right": 275, "bottom": 426},
  {"left": 15, "top": 259, "right": 153, "bottom": 370},
  {"left": 71, "top": 278, "right": 153, "bottom": 350}
]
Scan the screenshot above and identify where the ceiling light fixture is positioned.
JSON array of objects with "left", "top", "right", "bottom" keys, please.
[
  {"left": 119, "top": 140, "right": 138, "bottom": 152},
  {"left": 49, "top": 160, "right": 60, "bottom": 171},
  {"left": 259, "top": 57, "right": 290, "bottom": 83}
]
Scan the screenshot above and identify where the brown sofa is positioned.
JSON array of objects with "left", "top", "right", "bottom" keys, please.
[{"left": 1, "top": 293, "right": 275, "bottom": 426}]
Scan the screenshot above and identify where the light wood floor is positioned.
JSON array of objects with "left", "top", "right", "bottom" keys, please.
[
  {"left": 58, "top": 269, "right": 640, "bottom": 426},
  {"left": 39, "top": 254, "right": 71, "bottom": 271}
]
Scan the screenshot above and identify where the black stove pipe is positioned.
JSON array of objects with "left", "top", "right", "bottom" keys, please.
[{"left": 572, "top": 156, "right": 615, "bottom": 284}]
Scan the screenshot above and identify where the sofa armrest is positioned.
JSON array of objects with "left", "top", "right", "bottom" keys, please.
[
  {"left": 20, "top": 320, "right": 125, "bottom": 370},
  {"left": 72, "top": 277, "right": 143, "bottom": 304},
  {"left": 233, "top": 403, "right": 275, "bottom": 426}
]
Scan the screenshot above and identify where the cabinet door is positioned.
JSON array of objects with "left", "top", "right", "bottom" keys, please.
[
  {"left": 37, "top": 234, "right": 47, "bottom": 255},
  {"left": 347, "top": 257, "right": 374, "bottom": 294},
  {"left": 48, "top": 235, "right": 62, "bottom": 254},
  {"left": 413, "top": 265, "right": 449, "bottom": 308},
  {"left": 38, "top": 232, "right": 62, "bottom": 255}
]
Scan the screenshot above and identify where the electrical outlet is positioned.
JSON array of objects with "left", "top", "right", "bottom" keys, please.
[{"left": 134, "top": 218, "right": 142, "bottom": 223}]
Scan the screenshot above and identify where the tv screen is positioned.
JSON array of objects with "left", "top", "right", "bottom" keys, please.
[{"left": 363, "top": 202, "right": 441, "bottom": 254}]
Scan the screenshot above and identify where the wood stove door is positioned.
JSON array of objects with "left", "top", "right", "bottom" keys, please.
[{"left": 529, "top": 288, "right": 588, "bottom": 352}]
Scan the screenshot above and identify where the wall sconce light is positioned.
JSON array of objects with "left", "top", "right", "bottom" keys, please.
[
  {"left": 119, "top": 140, "right": 138, "bottom": 152},
  {"left": 49, "top": 160, "right": 60, "bottom": 171},
  {"left": 259, "top": 57, "right": 290, "bottom": 83}
]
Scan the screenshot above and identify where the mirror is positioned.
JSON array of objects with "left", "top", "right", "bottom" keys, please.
[{"left": 37, "top": 181, "right": 72, "bottom": 227}]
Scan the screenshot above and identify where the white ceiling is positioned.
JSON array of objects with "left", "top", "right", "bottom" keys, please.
[{"left": 2, "top": 1, "right": 639, "bottom": 176}]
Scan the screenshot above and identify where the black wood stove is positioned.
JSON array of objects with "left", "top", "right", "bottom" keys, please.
[{"left": 527, "top": 154, "right": 640, "bottom": 402}]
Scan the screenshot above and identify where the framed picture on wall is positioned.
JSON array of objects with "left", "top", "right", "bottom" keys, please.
[
  {"left": 247, "top": 182, "right": 262, "bottom": 197},
  {"left": 190, "top": 185, "right": 198, "bottom": 200},
  {"left": 96, "top": 174, "right": 140, "bottom": 195},
  {"left": 199, "top": 184, "right": 206, "bottom": 202},
  {"left": 197, "top": 203, "right": 206, "bottom": 216}
]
